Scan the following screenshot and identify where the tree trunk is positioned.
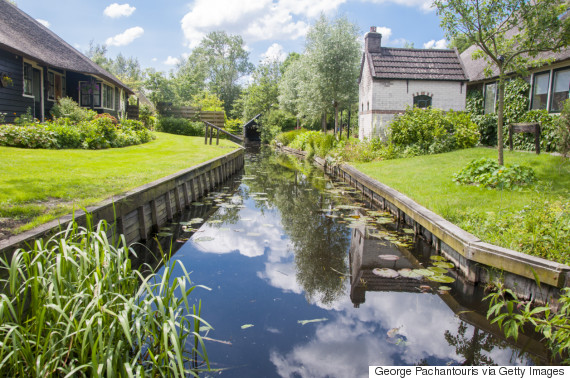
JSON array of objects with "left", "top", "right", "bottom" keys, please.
[
  {"left": 334, "top": 105, "right": 339, "bottom": 139},
  {"left": 346, "top": 107, "right": 350, "bottom": 139},
  {"left": 321, "top": 112, "right": 327, "bottom": 133},
  {"left": 296, "top": 117, "right": 300, "bottom": 129},
  {"left": 339, "top": 110, "right": 343, "bottom": 138},
  {"left": 497, "top": 73, "right": 505, "bottom": 165}
]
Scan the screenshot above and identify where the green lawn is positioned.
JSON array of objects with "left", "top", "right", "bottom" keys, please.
[
  {"left": 0, "top": 132, "right": 238, "bottom": 234},
  {"left": 352, "top": 148, "right": 570, "bottom": 263}
]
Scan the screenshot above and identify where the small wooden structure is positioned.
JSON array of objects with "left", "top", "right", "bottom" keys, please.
[
  {"left": 243, "top": 114, "right": 261, "bottom": 144},
  {"left": 508, "top": 122, "right": 541, "bottom": 154},
  {"left": 204, "top": 121, "right": 243, "bottom": 145}
]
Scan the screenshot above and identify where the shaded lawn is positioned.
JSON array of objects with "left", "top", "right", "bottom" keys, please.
[
  {"left": 0, "top": 132, "right": 238, "bottom": 233},
  {"left": 352, "top": 148, "right": 570, "bottom": 219}
]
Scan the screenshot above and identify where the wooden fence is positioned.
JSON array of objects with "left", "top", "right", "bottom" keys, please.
[{"left": 157, "top": 103, "right": 225, "bottom": 128}]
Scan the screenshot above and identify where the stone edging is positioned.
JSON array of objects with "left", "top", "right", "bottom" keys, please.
[
  {"left": 277, "top": 145, "right": 570, "bottom": 301},
  {"left": 0, "top": 147, "right": 245, "bottom": 259}
]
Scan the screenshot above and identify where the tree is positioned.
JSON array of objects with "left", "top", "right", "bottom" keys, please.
[
  {"left": 240, "top": 59, "right": 281, "bottom": 121},
  {"left": 299, "top": 15, "right": 361, "bottom": 135},
  {"left": 189, "top": 31, "right": 254, "bottom": 114},
  {"left": 171, "top": 54, "right": 208, "bottom": 106},
  {"left": 278, "top": 57, "right": 303, "bottom": 128},
  {"left": 434, "top": 0, "right": 570, "bottom": 165}
]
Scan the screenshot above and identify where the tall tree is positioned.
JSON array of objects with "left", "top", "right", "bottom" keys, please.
[
  {"left": 190, "top": 31, "right": 254, "bottom": 114},
  {"left": 434, "top": 0, "right": 570, "bottom": 165},
  {"left": 241, "top": 59, "right": 282, "bottom": 121},
  {"left": 278, "top": 54, "right": 303, "bottom": 128},
  {"left": 300, "top": 15, "right": 361, "bottom": 134}
]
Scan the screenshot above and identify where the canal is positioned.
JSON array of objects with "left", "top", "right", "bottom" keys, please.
[{"left": 147, "top": 147, "right": 548, "bottom": 376}]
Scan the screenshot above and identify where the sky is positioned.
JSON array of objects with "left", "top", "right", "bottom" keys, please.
[{"left": 14, "top": 0, "right": 448, "bottom": 73}]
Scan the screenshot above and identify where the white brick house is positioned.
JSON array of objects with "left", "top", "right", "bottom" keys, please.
[{"left": 358, "top": 27, "right": 468, "bottom": 140}]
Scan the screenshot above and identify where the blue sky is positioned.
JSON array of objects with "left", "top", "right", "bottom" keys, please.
[{"left": 15, "top": 0, "right": 447, "bottom": 72}]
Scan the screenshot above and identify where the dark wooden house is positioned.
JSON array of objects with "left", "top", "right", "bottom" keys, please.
[{"left": 0, "top": 0, "right": 133, "bottom": 123}]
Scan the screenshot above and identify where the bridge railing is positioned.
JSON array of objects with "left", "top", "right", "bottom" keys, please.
[{"left": 204, "top": 121, "right": 244, "bottom": 145}]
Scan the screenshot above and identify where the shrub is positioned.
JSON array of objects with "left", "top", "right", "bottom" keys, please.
[
  {"left": 157, "top": 117, "right": 204, "bottom": 137},
  {"left": 94, "top": 112, "right": 119, "bottom": 125},
  {"left": 472, "top": 113, "right": 498, "bottom": 146},
  {"left": 390, "top": 107, "right": 479, "bottom": 155},
  {"left": 0, "top": 221, "right": 210, "bottom": 376},
  {"left": 50, "top": 97, "right": 96, "bottom": 123},
  {"left": 557, "top": 99, "right": 570, "bottom": 157},
  {"left": 275, "top": 129, "right": 309, "bottom": 146},
  {"left": 0, "top": 124, "right": 58, "bottom": 149},
  {"left": 453, "top": 157, "right": 536, "bottom": 190},
  {"left": 225, "top": 118, "right": 243, "bottom": 136},
  {"left": 139, "top": 103, "right": 155, "bottom": 129}
]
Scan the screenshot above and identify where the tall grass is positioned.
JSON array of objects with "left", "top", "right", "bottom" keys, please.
[{"left": 0, "top": 219, "right": 211, "bottom": 376}]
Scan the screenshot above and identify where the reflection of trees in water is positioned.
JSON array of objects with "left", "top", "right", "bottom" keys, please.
[
  {"left": 245, "top": 148, "right": 350, "bottom": 305},
  {"left": 444, "top": 322, "right": 505, "bottom": 365}
]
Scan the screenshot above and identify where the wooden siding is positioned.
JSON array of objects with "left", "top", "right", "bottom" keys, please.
[{"left": 0, "top": 49, "right": 34, "bottom": 123}]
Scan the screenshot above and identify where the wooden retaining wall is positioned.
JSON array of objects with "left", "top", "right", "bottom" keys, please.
[
  {"left": 277, "top": 145, "right": 570, "bottom": 303},
  {"left": 0, "top": 148, "right": 245, "bottom": 259}
]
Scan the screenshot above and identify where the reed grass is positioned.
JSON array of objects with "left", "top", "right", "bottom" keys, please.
[{"left": 0, "top": 219, "right": 211, "bottom": 376}]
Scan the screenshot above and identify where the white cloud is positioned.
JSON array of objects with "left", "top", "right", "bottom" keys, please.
[
  {"left": 163, "top": 56, "right": 181, "bottom": 66},
  {"left": 180, "top": 0, "right": 334, "bottom": 48},
  {"left": 261, "top": 43, "right": 287, "bottom": 63},
  {"left": 105, "top": 26, "right": 144, "bottom": 47},
  {"left": 423, "top": 38, "right": 447, "bottom": 49},
  {"left": 104, "top": 3, "right": 136, "bottom": 18},
  {"left": 36, "top": 19, "right": 50, "bottom": 28},
  {"left": 363, "top": 0, "right": 434, "bottom": 13}
]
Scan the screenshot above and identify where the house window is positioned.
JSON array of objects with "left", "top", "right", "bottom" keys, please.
[
  {"left": 23, "top": 63, "right": 33, "bottom": 96},
  {"left": 484, "top": 82, "right": 496, "bottom": 114},
  {"left": 47, "top": 71, "right": 65, "bottom": 101},
  {"left": 413, "top": 95, "right": 432, "bottom": 108},
  {"left": 550, "top": 68, "right": 570, "bottom": 112},
  {"left": 79, "top": 81, "right": 101, "bottom": 108},
  {"left": 102, "top": 84, "right": 114, "bottom": 109},
  {"left": 531, "top": 71, "right": 550, "bottom": 110}
]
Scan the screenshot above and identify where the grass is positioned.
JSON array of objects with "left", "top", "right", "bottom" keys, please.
[
  {"left": 352, "top": 148, "right": 570, "bottom": 263},
  {"left": 0, "top": 220, "right": 211, "bottom": 376},
  {"left": 0, "top": 132, "right": 238, "bottom": 234}
]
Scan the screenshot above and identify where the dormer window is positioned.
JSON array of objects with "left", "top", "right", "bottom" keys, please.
[{"left": 413, "top": 95, "right": 431, "bottom": 108}]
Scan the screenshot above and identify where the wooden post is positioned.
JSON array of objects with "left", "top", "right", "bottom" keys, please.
[
  {"left": 209, "top": 126, "right": 214, "bottom": 145},
  {"left": 204, "top": 124, "right": 208, "bottom": 145},
  {"left": 216, "top": 128, "right": 220, "bottom": 145}
]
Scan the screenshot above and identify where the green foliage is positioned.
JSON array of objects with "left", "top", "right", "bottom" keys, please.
[
  {"left": 224, "top": 118, "right": 243, "bottom": 136},
  {"left": 331, "top": 137, "right": 392, "bottom": 162},
  {"left": 0, "top": 118, "right": 154, "bottom": 150},
  {"left": 486, "top": 285, "right": 570, "bottom": 363},
  {"left": 0, "top": 220, "right": 210, "bottom": 376},
  {"left": 191, "top": 90, "right": 224, "bottom": 111},
  {"left": 517, "top": 110, "right": 558, "bottom": 152},
  {"left": 466, "top": 89, "right": 484, "bottom": 116},
  {"left": 458, "top": 198, "right": 570, "bottom": 264},
  {"left": 157, "top": 117, "right": 204, "bottom": 137},
  {"left": 241, "top": 60, "right": 281, "bottom": 121},
  {"left": 558, "top": 99, "right": 570, "bottom": 157},
  {"left": 262, "top": 108, "right": 297, "bottom": 138},
  {"left": 503, "top": 78, "right": 530, "bottom": 126},
  {"left": 453, "top": 157, "right": 536, "bottom": 190},
  {"left": 14, "top": 107, "right": 36, "bottom": 125},
  {"left": 0, "top": 124, "right": 58, "bottom": 149},
  {"left": 275, "top": 129, "right": 309, "bottom": 146},
  {"left": 472, "top": 113, "right": 498, "bottom": 146},
  {"left": 50, "top": 97, "right": 97, "bottom": 123},
  {"left": 390, "top": 107, "right": 479, "bottom": 155},
  {"left": 138, "top": 103, "right": 155, "bottom": 129}
]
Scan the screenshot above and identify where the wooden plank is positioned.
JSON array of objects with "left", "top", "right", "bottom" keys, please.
[
  {"left": 150, "top": 200, "right": 158, "bottom": 232},
  {"left": 137, "top": 206, "right": 147, "bottom": 240},
  {"left": 174, "top": 186, "right": 182, "bottom": 213},
  {"left": 182, "top": 182, "right": 190, "bottom": 208},
  {"left": 165, "top": 191, "right": 173, "bottom": 220}
]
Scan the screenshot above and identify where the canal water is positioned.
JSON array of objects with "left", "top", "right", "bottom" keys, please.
[{"left": 150, "top": 147, "right": 548, "bottom": 377}]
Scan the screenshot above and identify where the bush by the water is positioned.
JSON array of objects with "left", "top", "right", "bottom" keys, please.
[
  {"left": 0, "top": 221, "right": 210, "bottom": 376},
  {"left": 0, "top": 117, "right": 153, "bottom": 149},
  {"left": 453, "top": 157, "right": 536, "bottom": 190},
  {"left": 156, "top": 116, "right": 205, "bottom": 137},
  {"left": 390, "top": 107, "right": 479, "bottom": 155}
]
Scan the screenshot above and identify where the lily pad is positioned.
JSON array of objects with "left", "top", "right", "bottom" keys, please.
[
  {"left": 298, "top": 318, "right": 328, "bottom": 326},
  {"left": 427, "top": 275, "right": 456, "bottom": 284},
  {"left": 398, "top": 269, "right": 423, "bottom": 279},
  {"left": 438, "top": 286, "right": 452, "bottom": 291},
  {"left": 379, "top": 254, "right": 400, "bottom": 261},
  {"left": 208, "top": 220, "right": 223, "bottom": 224},
  {"left": 191, "top": 202, "right": 204, "bottom": 206},
  {"left": 429, "top": 255, "right": 447, "bottom": 262},
  {"left": 428, "top": 266, "right": 449, "bottom": 274},
  {"left": 246, "top": 232, "right": 261, "bottom": 237},
  {"left": 189, "top": 218, "right": 204, "bottom": 224},
  {"left": 241, "top": 324, "right": 254, "bottom": 329},
  {"left": 412, "top": 269, "right": 434, "bottom": 277},
  {"left": 402, "top": 228, "right": 415, "bottom": 234},
  {"left": 156, "top": 232, "right": 173, "bottom": 237},
  {"left": 372, "top": 268, "right": 399, "bottom": 278},
  {"left": 433, "top": 262, "right": 455, "bottom": 269},
  {"left": 195, "top": 236, "right": 214, "bottom": 242}
]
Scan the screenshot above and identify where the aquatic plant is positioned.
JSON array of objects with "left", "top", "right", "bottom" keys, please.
[{"left": 0, "top": 219, "right": 210, "bottom": 376}]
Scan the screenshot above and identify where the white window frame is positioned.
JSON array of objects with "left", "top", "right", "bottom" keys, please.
[
  {"left": 22, "top": 61, "right": 35, "bottom": 98},
  {"left": 79, "top": 80, "right": 115, "bottom": 110},
  {"left": 47, "top": 70, "right": 66, "bottom": 102}
]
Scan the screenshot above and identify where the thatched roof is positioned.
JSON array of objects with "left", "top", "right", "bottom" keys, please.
[
  {"left": 0, "top": 0, "right": 132, "bottom": 93},
  {"left": 364, "top": 48, "right": 468, "bottom": 81}
]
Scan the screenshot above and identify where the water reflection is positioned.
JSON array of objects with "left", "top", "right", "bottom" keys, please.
[{"left": 152, "top": 147, "right": 547, "bottom": 376}]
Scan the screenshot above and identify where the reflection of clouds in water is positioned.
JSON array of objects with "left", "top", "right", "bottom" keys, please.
[
  {"left": 257, "top": 260, "right": 301, "bottom": 294},
  {"left": 270, "top": 292, "right": 524, "bottom": 374},
  {"left": 190, "top": 206, "right": 288, "bottom": 258}
]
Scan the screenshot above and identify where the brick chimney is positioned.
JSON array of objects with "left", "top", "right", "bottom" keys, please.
[{"left": 365, "top": 26, "right": 382, "bottom": 53}]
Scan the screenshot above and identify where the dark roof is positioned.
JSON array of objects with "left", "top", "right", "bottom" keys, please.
[
  {"left": 365, "top": 47, "right": 468, "bottom": 81},
  {"left": 0, "top": 1, "right": 132, "bottom": 93}
]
